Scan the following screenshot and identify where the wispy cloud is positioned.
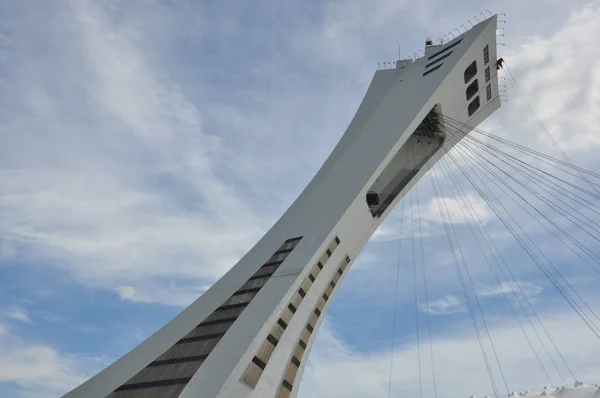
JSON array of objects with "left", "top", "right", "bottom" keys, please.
[
  {"left": 301, "top": 310, "right": 600, "bottom": 398},
  {"left": 1, "top": 1, "right": 600, "bottom": 398},
  {"left": 478, "top": 281, "right": 543, "bottom": 300},
  {"left": 5, "top": 307, "right": 31, "bottom": 324},
  {"left": 422, "top": 294, "right": 466, "bottom": 315},
  {"left": 0, "top": 325, "right": 104, "bottom": 398}
]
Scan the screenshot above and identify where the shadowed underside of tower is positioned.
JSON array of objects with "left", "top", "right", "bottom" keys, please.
[{"left": 63, "top": 15, "right": 501, "bottom": 398}]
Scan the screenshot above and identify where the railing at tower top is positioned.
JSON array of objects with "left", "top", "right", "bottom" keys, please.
[{"left": 376, "top": 10, "right": 506, "bottom": 71}]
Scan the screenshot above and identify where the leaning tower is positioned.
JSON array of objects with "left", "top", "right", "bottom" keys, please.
[{"left": 63, "top": 15, "right": 501, "bottom": 398}]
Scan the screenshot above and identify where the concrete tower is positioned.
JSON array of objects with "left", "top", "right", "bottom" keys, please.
[{"left": 63, "top": 15, "right": 501, "bottom": 398}]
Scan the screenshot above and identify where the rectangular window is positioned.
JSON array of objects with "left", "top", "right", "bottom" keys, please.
[
  {"left": 422, "top": 63, "right": 443, "bottom": 77},
  {"left": 468, "top": 96, "right": 481, "bottom": 116},
  {"left": 486, "top": 84, "right": 492, "bottom": 101},
  {"left": 240, "top": 362, "right": 263, "bottom": 387},
  {"left": 466, "top": 79, "right": 479, "bottom": 101},
  {"left": 293, "top": 344, "right": 305, "bottom": 360},
  {"left": 485, "top": 66, "right": 490, "bottom": 82},
  {"left": 483, "top": 45, "right": 490, "bottom": 65},
  {"left": 301, "top": 328, "right": 311, "bottom": 343},
  {"left": 282, "top": 379, "right": 293, "bottom": 391},
  {"left": 425, "top": 51, "right": 453, "bottom": 69},
  {"left": 255, "top": 340, "right": 276, "bottom": 365},
  {"left": 464, "top": 61, "right": 477, "bottom": 83},
  {"left": 267, "top": 334, "right": 279, "bottom": 347},
  {"left": 271, "top": 323, "right": 285, "bottom": 340},
  {"left": 277, "top": 318, "right": 288, "bottom": 330},
  {"left": 427, "top": 38, "right": 463, "bottom": 60},
  {"left": 252, "top": 355, "right": 267, "bottom": 370},
  {"left": 280, "top": 307, "right": 294, "bottom": 323}
]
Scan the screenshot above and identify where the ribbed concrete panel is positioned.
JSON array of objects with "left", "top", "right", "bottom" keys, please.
[{"left": 106, "top": 237, "right": 303, "bottom": 397}]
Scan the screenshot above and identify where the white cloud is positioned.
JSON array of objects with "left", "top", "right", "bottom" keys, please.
[
  {"left": 478, "top": 281, "right": 543, "bottom": 300},
  {"left": 422, "top": 294, "right": 466, "bottom": 315},
  {"left": 5, "top": 307, "right": 31, "bottom": 324},
  {"left": 300, "top": 311, "right": 600, "bottom": 398},
  {"left": 421, "top": 194, "right": 493, "bottom": 224},
  {"left": 0, "top": 0, "right": 267, "bottom": 305},
  {"left": 116, "top": 286, "right": 137, "bottom": 302},
  {"left": 1, "top": 1, "right": 600, "bottom": 397},
  {"left": 0, "top": 326, "right": 104, "bottom": 398},
  {"left": 500, "top": 3, "right": 600, "bottom": 153}
]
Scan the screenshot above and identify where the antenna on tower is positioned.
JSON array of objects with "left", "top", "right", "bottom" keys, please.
[
  {"left": 398, "top": 45, "right": 401, "bottom": 60},
  {"left": 473, "top": 15, "right": 480, "bottom": 22}
]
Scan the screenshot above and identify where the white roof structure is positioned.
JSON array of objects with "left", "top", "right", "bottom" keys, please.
[{"left": 506, "top": 384, "right": 600, "bottom": 398}]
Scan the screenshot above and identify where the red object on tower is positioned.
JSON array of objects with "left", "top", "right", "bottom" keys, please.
[{"left": 496, "top": 57, "right": 505, "bottom": 70}]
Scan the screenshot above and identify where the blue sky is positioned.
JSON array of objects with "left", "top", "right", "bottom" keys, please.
[{"left": 1, "top": 1, "right": 600, "bottom": 397}]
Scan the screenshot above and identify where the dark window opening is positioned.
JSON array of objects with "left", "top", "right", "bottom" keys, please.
[
  {"left": 425, "top": 51, "right": 453, "bottom": 69},
  {"left": 277, "top": 318, "right": 288, "bottom": 330},
  {"left": 267, "top": 334, "right": 279, "bottom": 347},
  {"left": 309, "top": 274, "right": 315, "bottom": 282},
  {"left": 282, "top": 380, "right": 293, "bottom": 391},
  {"left": 366, "top": 106, "right": 445, "bottom": 219},
  {"left": 468, "top": 96, "right": 481, "bottom": 116},
  {"left": 483, "top": 45, "right": 490, "bottom": 65},
  {"left": 252, "top": 356, "right": 267, "bottom": 370},
  {"left": 298, "top": 288, "right": 306, "bottom": 298},
  {"left": 464, "top": 61, "right": 477, "bottom": 83},
  {"left": 314, "top": 308, "right": 322, "bottom": 317},
  {"left": 422, "top": 63, "right": 443, "bottom": 77},
  {"left": 427, "top": 38, "right": 463, "bottom": 60},
  {"left": 486, "top": 84, "right": 492, "bottom": 101},
  {"left": 466, "top": 79, "right": 479, "bottom": 100},
  {"left": 485, "top": 66, "right": 490, "bottom": 82},
  {"left": 291, "top": 356, "right": 301, "bottom": 367},
  {"left": 306, "top": 324, "right": 314, "bottom": 333},
  {"left": 288, "top": 303, "right": 297, "bottom": 313},
  {"left": 298, "top": 340, "right": 307, "bottom": 349},
  {"left": 335, "top": 236, "right": 340, "bottom": 244}
]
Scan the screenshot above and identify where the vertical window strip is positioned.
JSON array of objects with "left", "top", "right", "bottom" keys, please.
[
  {"left": 240, "top": 236, "right": 340, "bottom": 389},
  {"left": 483, "top": 45, "right": 490, "bottom": 65},
  {"left": 275, "top": 253, "right": 351, "bottom": 397}
]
